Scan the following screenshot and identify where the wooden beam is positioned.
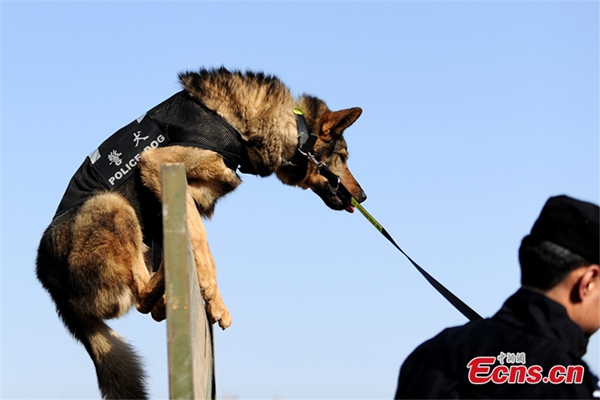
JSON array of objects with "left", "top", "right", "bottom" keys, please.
[{"left": 162, "top": 163, "right": 215, "bottom": 400}]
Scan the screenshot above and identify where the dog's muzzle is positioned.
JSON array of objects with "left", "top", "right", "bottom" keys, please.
[{"left": 315, "top": 159, "right": 364, "bottom": 213}]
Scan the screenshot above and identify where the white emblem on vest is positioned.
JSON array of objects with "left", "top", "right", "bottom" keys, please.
[{"left": 107, "top": 150, "right": 123, "bottom": 166}]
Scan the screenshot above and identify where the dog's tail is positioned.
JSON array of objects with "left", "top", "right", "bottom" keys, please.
[
  {"left": 37, "top": 224, "right": 148, "bottom": 400},
  {"left": 50, "top": 296, "right": 149, "bottom": 399},
  {"left": 84, "top": 315, "right": 148, "bottom": 399}
]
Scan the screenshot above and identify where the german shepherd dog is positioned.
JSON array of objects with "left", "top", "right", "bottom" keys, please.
[{"left": 36, "top": 67, "right": 366, "bottom": 399}]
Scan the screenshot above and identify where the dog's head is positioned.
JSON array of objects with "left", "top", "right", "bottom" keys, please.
[{"left": 276, "top": 95, "right": 366, "bottom": 212}]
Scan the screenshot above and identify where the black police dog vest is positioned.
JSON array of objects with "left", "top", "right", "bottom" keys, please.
[{"left": 54, "top": 91, "right": 250, "bottom": 270}]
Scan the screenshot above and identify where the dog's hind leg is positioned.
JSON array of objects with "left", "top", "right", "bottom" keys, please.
[
  {"left": 67, "top": 192, "right": 164, "bottom": 316},
  {"left": 134, "top": 261, "right": 165, "bottom": 315},
  {"left": 37, "top": 192, "right": 156, "bottom": 399}
]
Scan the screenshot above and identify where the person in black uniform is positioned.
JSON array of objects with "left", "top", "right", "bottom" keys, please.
[{"left": 395, "top": 195, "right": 599, "bottom": 399}]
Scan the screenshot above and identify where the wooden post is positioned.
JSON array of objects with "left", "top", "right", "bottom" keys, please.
[{"left": 162, "top": 163, "right": 215, "bottom": 400}]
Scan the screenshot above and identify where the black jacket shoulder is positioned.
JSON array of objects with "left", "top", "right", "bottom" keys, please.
[{"left": 395, "top": 289, "right": 598, "bottom": 399}]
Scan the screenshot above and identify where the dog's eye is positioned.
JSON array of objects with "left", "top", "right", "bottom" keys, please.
[{"left": 339, "top": 154, "right": 348, "bottom": 163}]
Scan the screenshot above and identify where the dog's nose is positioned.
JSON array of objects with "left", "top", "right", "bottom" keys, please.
[{"left": 356, "top": 188, "right": 367, "bottom": 203}]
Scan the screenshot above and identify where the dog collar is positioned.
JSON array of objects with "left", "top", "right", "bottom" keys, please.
[
  {"left": 281, "top": 109, "right": 318, "bottom": 169},
  {"left": 294, "top": 109, "right": 318, "bottom": 157}
]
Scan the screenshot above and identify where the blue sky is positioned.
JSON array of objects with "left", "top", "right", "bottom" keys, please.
[{"left": 2, "top": 1, "right": 598, "bottom": 398}]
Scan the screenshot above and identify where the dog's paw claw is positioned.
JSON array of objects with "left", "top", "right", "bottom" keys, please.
[
  {"left": 206, "top": 300, "right": 231, "bottom": 330},
  {"left": 218, "top": 312, "right": 232, "bottom": 330}
]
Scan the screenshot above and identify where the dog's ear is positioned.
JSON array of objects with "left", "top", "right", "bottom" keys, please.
[{"left": 321, "top": 107, "right": 362, "bottom": 138}]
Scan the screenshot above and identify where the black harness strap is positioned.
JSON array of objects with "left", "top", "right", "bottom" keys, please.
[{"left": 291, "top": 111, "right": 482, "bottom": 322}]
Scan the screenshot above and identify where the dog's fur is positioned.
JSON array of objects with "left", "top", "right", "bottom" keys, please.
[{"left": 36, "top": 67, "right": 366, "bottom": 399}]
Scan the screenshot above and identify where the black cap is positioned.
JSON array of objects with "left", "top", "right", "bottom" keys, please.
[{"left": 525, "top": 195, "right": 599, "bottom": 264}]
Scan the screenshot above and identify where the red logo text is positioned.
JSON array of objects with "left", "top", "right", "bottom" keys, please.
[{"left": 467, "top": 355, "right": 584, "bottom": 385}]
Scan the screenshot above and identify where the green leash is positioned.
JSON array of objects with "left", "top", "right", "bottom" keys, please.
[
  {"left": 292, "top": 109, "right": 482, "bottom": 321},
  {"left": 319, "top": 162, "right": 482, "bottom": 322},
  {"left": 349, "top": 196, "right": 482, "bottom": 321}
]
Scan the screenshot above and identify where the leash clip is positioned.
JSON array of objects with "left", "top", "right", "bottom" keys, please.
[
  {"left": 305, "top": 151, "right": 322, "bottom": 167},
  {"left": 310, "top": 155, "right": 341, "bottom": 191}
]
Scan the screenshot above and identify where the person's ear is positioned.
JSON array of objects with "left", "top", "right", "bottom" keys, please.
[{"left": 578, "top": 264, "right": 600, "bottom": 300}]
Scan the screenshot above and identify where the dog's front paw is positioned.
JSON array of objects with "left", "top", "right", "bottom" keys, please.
[{"left": 206, "top": 299, "right": 232, "bottom": 330}]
